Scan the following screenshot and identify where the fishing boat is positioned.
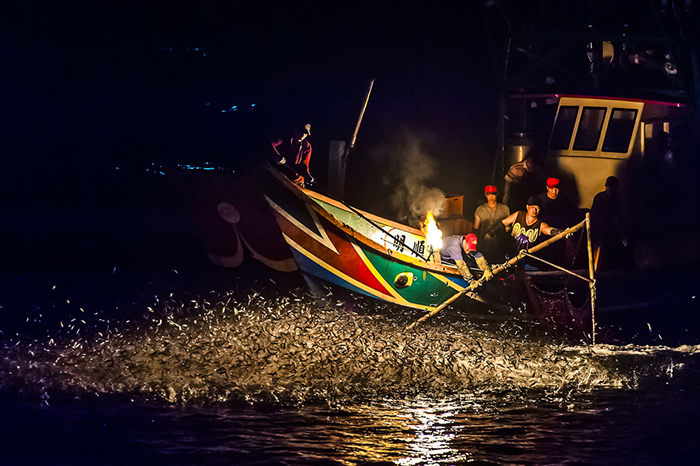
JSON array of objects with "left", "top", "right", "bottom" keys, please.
[
  {"left": 178, "top": 80, "right": 534, "bottom": 324},
  {"left": 181, "top": 158, "right": 602, "bottom": 340},
  {"left": 183, "top": 162, "right": 516, "bottom": 313}
]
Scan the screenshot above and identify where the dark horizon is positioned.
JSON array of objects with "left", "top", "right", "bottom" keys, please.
[
  {"left": 0, "top": 1, "right": 502, "bottom": 273},
  {"left": 1, "top": 1, "right": 499, "bottom": 220}
]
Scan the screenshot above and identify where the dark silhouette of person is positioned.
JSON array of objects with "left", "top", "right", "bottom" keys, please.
[{"left": 590, "top": 176, "right": 628, "bottom": 270}]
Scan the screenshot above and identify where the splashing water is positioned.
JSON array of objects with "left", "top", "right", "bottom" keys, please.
[{"left": 2, "top": 288, "right": 698, "bottom": 406}]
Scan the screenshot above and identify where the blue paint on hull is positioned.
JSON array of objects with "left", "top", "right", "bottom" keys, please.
[{"left": 290, "top": 249, "right": 377, "bottom": 299}]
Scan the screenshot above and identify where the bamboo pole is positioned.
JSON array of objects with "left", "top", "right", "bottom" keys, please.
[
  {"left": 405, "top": 279, "right": 482, "bottom": 330},
  {"left": 349, "top": 80, "right": 374, "bottom": 151},
  {"left": 585, "top": 212, "right": 597, "bottom": 345},
  {"left": 406, "top": 219, "right": 587, "bottom": 330}
]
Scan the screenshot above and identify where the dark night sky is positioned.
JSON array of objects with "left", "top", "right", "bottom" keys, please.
[{"left": 0, "top": 0, "right": 502, "bottom": 267}]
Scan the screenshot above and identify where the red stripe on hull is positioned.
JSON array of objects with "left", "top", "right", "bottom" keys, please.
[{"left": 275, "top": 208, "right": 394, "bottom": 298}]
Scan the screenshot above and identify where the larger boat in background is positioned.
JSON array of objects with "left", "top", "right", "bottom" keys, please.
[
  {"left": 481, "top": 0, "right": 700, "bottom": 344},
  {"left": 486, "top": 0, "right": 700, "bottom": 264}
]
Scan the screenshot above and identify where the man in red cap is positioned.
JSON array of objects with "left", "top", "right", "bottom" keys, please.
[
  {"left": 439, "top": 233, "right": 493, "bottom": 282},
  {"left": 536, "top": 177, "right": 575, "bottom": 226},
  {"left": 473, "top": 184, "right": 510, "bottom": 262}
]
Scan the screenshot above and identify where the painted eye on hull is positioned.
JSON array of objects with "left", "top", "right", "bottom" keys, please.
[
  {"left": 189, "top": 177, "right": 297, "bottom": 272},
  {"left": 394, "top": 272, "right": 415, "bottom": 288}
]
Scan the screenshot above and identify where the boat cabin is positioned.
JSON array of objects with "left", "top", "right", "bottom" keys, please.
[{"left": 505, "top": 94, "right": 696, "bottom": 209}]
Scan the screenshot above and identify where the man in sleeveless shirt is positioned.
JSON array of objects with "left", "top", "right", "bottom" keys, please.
[
  {"left": 473, "top": 185, "right": 510, "bottom": 262},
  {"left": 486, "top": 196, "right": 564, "bottom": 255}
]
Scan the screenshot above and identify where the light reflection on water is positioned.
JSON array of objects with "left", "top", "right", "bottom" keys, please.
[
  {"left": 355, "top": 400, "right": 471, "bottom": 465},
  {"left": 401, "top": 403, "right": 462, "bottom": 465},
  {"left": 4, "top": 389, "right": 697, "bottom": 465}
]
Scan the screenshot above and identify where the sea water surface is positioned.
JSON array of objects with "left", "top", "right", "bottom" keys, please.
[{"left": 2, "top": 259, "right": 700, "bottom": 466}]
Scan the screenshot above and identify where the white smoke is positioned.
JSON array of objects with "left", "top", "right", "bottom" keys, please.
[{"left": 376, "top": 133, "right": 446, "bottom": 225}]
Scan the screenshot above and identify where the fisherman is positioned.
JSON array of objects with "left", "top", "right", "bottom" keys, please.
[
  {"left": 590, "top": 176, "right": 628, "bottom": 270},
  {"left": 486, "top": 196, "right": 565, "bottom": 255},
  {"left": 271, "top": 123, "right": 314, "bottom": 187},
  {"left": 536, "top": 177, "right": 575, "bottom": 226},
  {"left": 440, "top": 233, "right": 493, "bottom": 282},
  {"left": 473, "top": 184, "right": 510, "bottom": 262}
]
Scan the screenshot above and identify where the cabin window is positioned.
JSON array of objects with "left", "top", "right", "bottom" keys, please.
[
  {"left": 550, "top": 106, "right": 578, "bottom": 150},
  {"left": 573, "top": 107, "right": 607, "bottom": 151},
  {"left": 602, "top": 108, "right": 637, "bottom": 153}
]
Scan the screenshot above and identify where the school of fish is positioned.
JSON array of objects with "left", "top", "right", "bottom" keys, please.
[{"left": 2, "top": 284, "right": 699, "bottom": 406}]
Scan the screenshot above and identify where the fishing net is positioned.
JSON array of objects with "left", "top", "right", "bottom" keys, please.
[
  {"left": 523, "top": 275, "right": 592, "bottom": 342},
  {"left": 523, "top": 229, "right": 593, "bottom": 342}
]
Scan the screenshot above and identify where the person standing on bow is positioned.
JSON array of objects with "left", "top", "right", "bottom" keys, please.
[
  {"left": 486, "top": 196, "right": 565, "bottom": 255},
  {"left": 473, "top": 184, "right": 510, "bottom": 263},
  {"left": 271, "top": 123, "right": 313, "bottom": 187},
  {"left": 439, "top": 233, "right": 493, "bottom": 283}
]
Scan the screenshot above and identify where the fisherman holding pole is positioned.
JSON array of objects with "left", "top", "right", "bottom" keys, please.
[
  {"left": 407, "top": 218, "right": 587, "bottom": 331},
  {"left": 439, "top": 233, "right": 494, "bottom": 282},
  {"left": 486, "top": 196, "right": 566, "bottom": 253}
]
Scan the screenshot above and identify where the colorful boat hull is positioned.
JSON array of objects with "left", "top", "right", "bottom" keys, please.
[{"left": 258, "top": 165, "right": 473, "bottom": 311}]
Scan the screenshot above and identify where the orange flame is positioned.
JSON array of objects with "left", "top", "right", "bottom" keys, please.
[{"left": 423, "top": 211, "right": 443, "bottom": 251}]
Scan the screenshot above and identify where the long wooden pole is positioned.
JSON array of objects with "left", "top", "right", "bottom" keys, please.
[
  {"left": 405, "top": 219, "right": 587, "bottom": 330},
  {"left": 585, "top": 212, "right": 597, "bottom": 345},
  {"left": 343, "top": 79, "right": 374, "bottom": 168},
  {"left": 405, "top": 277, "right": 483, "bottom": 330},
  {"left": 350, "top": 80, "right": 374, "bottom": 150}
]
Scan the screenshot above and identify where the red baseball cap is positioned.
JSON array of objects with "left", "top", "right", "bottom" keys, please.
[
  {"left": 546, "top": 177, "right": 560, "bottom": 187},
  {"left": 464, "top": 233, "right": 478, "bottom": 251},
  {"left": 484, "top": 185, "right": 497, "bottom": 194}
]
